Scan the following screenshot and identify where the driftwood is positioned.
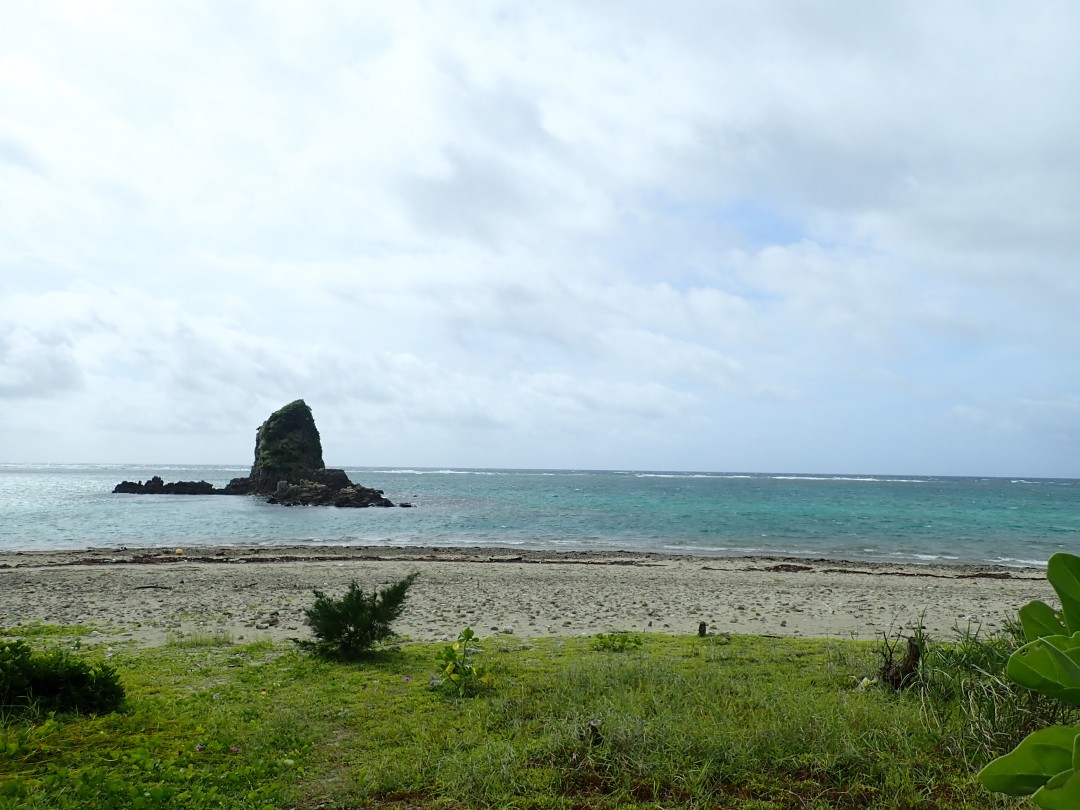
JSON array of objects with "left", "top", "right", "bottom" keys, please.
[{"left": 880, "top": 636, "right": 921, "bottom": 690}]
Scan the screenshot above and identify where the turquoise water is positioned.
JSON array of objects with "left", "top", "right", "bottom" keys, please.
[{"left": 1, "top": 464, "right": 1077, "bottom": 566}]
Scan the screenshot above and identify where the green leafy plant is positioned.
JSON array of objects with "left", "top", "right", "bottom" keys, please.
[
  {"left": 1017, "top": 554, "right": 1080, "bottom": 641},
  {"left": 434, "top": 627, "right": 491, "bottom": 697},
  {"left": 295, "top": 573, "right": 417, "bottom": 661},
  {"left": 0, "top": 640, "right": 124, "bottom": 716},
  {"left": 978, "top": 552, "right": 1080, "bottom": 807},
  {"left": 591, "top": 632, "right": 643, "bottom": 652}
]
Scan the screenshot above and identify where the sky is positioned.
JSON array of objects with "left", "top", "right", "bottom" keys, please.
[{"left": 2, "top": 1, "right": 1079, "bottom": 477}]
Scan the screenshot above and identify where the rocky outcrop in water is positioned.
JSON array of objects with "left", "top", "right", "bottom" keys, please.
[
  {"left": 112, "top": 476, "right": 216, "bottom": 495},
  {"left": 244, "top": 399, "right": 327, "bottom": 494},
  {"left": 266, "top": 478, "right": 393, "bottom": 507},
  {"left": 112, "top": 400, "right": 398, "bottom": 507}
]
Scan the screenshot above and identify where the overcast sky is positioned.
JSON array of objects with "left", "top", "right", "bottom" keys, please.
[{"left": 2, "top": 2, "right": 1079, "bottom": 476}]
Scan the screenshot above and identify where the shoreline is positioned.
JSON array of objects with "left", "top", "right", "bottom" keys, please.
[
  {"left": 0, "top": 546, "right": 1053, "bottom": 648},
  {"left": 0, "top": 543, "right": 1049, "bottom": 572}
]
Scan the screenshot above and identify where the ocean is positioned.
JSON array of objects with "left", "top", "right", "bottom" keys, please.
[{"left": 1, "top": 464, "right": 1077, "bottom": 567}]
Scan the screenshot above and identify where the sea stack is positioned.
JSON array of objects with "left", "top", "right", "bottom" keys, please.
[
  {"left": 227, "top": 399, "right": 328, "bottom": 495},
  {"left": 114, "top": 399, "right": 397, "bottom": 507}
]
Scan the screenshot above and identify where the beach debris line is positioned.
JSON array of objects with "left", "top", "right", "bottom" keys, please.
[{"left": 112, "top": 399, "right": 403, "bottom": 507}]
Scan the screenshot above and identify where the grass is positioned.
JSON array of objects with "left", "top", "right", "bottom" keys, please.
[
  {"left": 0, "top": 624, "right": 98, "bottom": 639},
  {"left": 0, "top": 629, "right": 1056, "bottom": 809},
  {"left": 912, "top": 621, "right": 1080, "bottom": 770},
  {"left": 165, "top": 628, "right": 236, "bottom": 649}
]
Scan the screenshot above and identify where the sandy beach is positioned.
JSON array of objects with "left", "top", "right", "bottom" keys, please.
[{"left": 0, "top": 546, "right": 1054, "bottom": 647}]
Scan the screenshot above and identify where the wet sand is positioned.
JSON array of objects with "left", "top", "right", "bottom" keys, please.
[{"left": 0, "top": 546, "right": 1051, "bottom": 647}]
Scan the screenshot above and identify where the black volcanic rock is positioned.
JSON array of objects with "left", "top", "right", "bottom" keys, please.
[
  {"left": 221, "top": 476, "right": 256, "bottom": 495},
  {"left": 111, "top": 400, "right": 400, "bottom": 507},
  {"left": 113, "top": 476, "right": 216, "bottom": 495},
  {"left": 247, "top": 399, "right": 326, "bottom": 494},
  {"left": 266, "top": 482, "right": 394, "bottom": 507},
  {"left": 319, "top": 467, "right": 353, "bottom": 491}
]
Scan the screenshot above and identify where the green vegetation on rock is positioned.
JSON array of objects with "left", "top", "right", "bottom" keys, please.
[{"left": 248, "top": 399, "right": 325, "bottom": 493}]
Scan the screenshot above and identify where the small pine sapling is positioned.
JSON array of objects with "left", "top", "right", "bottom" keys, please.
[{"left": 297, "top": 573, "right": 418, "bottom": 660}]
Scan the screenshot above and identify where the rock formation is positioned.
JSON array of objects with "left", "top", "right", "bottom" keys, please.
[
  {"left": 242, "top": 399, "right": 326, "bottom": 494},
  {"left": 112, "top": 476, "right": 216, "bottom": 495},
  {"left": 265, "top": 480, "right": 393, "bottom": 508},
  {"left": 113, "top": 399, "right": 397, "bottom": 508}
]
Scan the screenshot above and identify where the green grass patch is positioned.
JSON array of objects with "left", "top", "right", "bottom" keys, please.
[
  {"left": 0, "top": 632, "right": 1038, "bottom": 808},
  {"left": 164, "top": 629, "right": 236, "bottom": 649},
  {"left": 0, "top": 624, "right": 97, "bottom": 639}
]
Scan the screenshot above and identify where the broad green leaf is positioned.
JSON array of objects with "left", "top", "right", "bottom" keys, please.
[
  {"left": 1008, "top": 634, "right": 1080, "bottom": 705},
  {"left": 978, "top": 726, "right": 1078, "bottom": 795},
  {"left": 1047, "top": 554, "right": 1080, "bottom": 635},
  {"left": 1021, "top": 600, "right": 1069, "bottom": 641},
  {"left": 1074, "top": 733, "right": 1080, "bottom": 772},
  {"left": 1032, "top": 767, "right": 1080, "bottom": 810}
]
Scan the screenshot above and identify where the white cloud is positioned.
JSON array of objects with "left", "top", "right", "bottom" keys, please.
[
  {"left": 1, "top": 1, "right": 1078, "bottom": 475},
  {"left": 0, "top": 326, "right": 83, "bottom": 399}
]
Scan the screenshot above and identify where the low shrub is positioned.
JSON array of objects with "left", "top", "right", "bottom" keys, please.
[
  {"left": 295, "top": 573, "right": 418, "bottom": 661},
  {"left": 0, "top": 640, "right": 124, "bottom": 716}
]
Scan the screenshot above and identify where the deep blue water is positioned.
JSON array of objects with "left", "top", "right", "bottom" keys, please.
[{"left": 1, "top": 464, "right": 1077, "bottom": 566}]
